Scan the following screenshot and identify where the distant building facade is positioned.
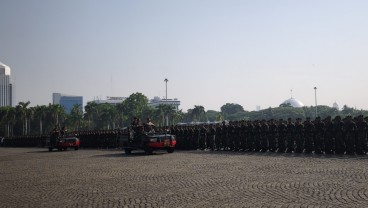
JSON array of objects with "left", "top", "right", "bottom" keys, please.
[
  {"left": 53, "top": 93, "right": 83, "bottom": 114},
  {"left": 148, "top": 96, "right": 180, "bottom": 111},
  {"left": 93, "top": 96, "right": 127, "bottom": 105},
  {"left": 0, "top": 62, "right": 13, "bottom": 107}
]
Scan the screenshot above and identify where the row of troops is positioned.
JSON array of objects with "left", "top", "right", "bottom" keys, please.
[
  {"left": 170, "top": 115, "right": 368, "bottom": 155},
  {"left": 2, "top": 126, "right": 171, "bottom": 148},
  {"left": 2, "top": 130, "right": 124, "bottom": 148}
]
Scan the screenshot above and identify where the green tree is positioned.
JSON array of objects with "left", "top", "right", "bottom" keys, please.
[
  {"left": 68, "top": 104, "right": 84, "bottom": 132},
  {"left": 84, "top": 101, "right": 99, "bottom": 129},
  {"left": 220, "top": 103, "right": 245, "bottom": 120},
  {"left": 122, "top": 92, "right": 149, "bottom": 122},
  {"left": 34, "top": 105, "right": 48, "bottom": 135},
  {"left": 15, "top": 101, "right": 31, "bottom": 135},
  {"left": 191, "top": 105, "right": 206, "bottom": 122}
]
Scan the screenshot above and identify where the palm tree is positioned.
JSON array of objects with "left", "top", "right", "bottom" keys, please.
[
  {"left": 48, "top": 104, "right": 64, "bottom": 127},
  {"left": 26, "top": 107, "right": 35, "bottom": 135},
  {"left": 191, "top": 105, "right": 206, "bottom": 122},
  {"left": 16, "top": 101, "right": 31, "bottom": 135},
  {"left": 4, "top": 107, "right": 16, "bottom": 137},
  {"left": 84, "top": 102, "right": 99, "bottom": 129},
  {"left": 69, "top": 104, "right": 83, "bottom": 132},
  {"left": 116, "top": 102, "right": 126, "bottom": 128},
  {"left": 34, "top": 105, "right": 47, "bottom": 135},
  {"left": 99, "top": 104, "right": 117, "bottom": 129}
]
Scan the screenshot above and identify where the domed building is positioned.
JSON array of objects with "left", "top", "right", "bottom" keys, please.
[{"left": 280, "top": 98, "right": 305, "bottom": 108}]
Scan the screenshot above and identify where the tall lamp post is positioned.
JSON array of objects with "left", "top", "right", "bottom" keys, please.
[
  {"left": 314, "top": 87, "right": 318, "bottom": 117},
  {"left": 164, "top": 78, "right": 169, "bottom": 126},
  {"left": 164, "top": 78, "right": 168, "bottom": 101}
]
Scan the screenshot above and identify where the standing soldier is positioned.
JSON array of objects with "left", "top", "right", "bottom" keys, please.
[
  {"left": 215, "top": 124, "right": 223, "bottom": 151},
  {"left": 222, "top": 121, "right": 229, "bottom": 151},
  {"left": 294, "top": 118, "right": 304, "bottom": 153},
  {"left": 324, "top": 116, "right": 335, "bottom": 154},
  {"left": 253, "top": 120, "right": 261, "bottom": 152},
  {"left": 356, "top": 115, "right": 368, "bottom": 155},
  {"left": 207, "top": 124, "right": 216, "bottom": 151},
  {"left": 194, "top": 126, "right": 201, "bottom": 150},
  {"left": 240, "top": 121, "right": 248, "bottom": 151},
  {"left": 268, "top": 119, "right": 278, "bottom": 152},
  {"left": 344, "top": 116, "right": 357, "bottom": 155},
  {"left": 234, "top": 121, "right": 242, "bottom": 151},
  {"left": 286, "top": 118, "right": 295, "bottom": 153},
  {"left": 260, "top": 120, "right": 269, "bottom": 152},
  {"left": 333, "top": 116, "right": 345, "bottom": 154},
  {"left": 303, "top": 117, "right": 315, "bottom": 154},
  {"left": 314, "top": 117, "right": 325, "bottom": 154},
  {"left": 277, "top": 119, "right": 287, "bottom": 153},
  {"left": 199, "top": 125, "right": 207, "bottom": 150},
  {"left": 246, "top": 121, "right": 255, "bottom": 152}
]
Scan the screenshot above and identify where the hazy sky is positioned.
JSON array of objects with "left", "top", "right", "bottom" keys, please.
[{"left": 1, "top": 0, "right": 368, "bottom": 111}]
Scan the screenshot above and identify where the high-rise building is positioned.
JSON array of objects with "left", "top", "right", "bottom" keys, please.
[
  {"left": 53, "top": 93, "right": 83, "bottom": 114},
  {"left": 0, "top": 62, "right": 13, "bottom": 107}
]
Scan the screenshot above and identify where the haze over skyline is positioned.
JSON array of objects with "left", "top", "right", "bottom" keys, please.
[{"left": 1, "top": 0, "right": 368, "bottom": 111}]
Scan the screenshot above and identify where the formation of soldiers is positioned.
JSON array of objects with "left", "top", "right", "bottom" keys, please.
[
  {"left": 2, "top": 115, "right": 368, "bottom": 156},
  {"left": 171, "top": 115, "right": 368, "bottom": 155}
]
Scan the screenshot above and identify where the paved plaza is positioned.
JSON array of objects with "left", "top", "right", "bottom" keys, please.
[{"left": 1, "top": 148, "right": 368, "bottom": 208}]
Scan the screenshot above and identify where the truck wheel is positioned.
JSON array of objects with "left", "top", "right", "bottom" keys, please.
[
  {"left": 124, "top": 148, "right": 132, "bottom": 154},
  {"left": 167, "top": 148, "right": 175, "bottom": 153},
  {"left": 74, "top": 147, "right": 79, "bottom": 150},
  {"left": 58, "top": 147, "right": 62, "bottom": 151},
  {"left": 48, "top": 147, "right": 53, "bottom": 152},
  {"left": 144, "top": 147, "right": 153, "bottom": 155},
  {"left": 64, "top": 147, "right": 67, "bottom": 151}
]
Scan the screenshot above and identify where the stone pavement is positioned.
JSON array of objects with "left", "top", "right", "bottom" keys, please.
[{"left": 1, "top": 148, "right": 368, "bottom": 208}]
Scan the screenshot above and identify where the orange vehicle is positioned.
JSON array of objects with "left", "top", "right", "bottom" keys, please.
[
  {"left": 120, "top": 133, "right": 176, "bottom": 154},
  {"left": 47, "top": 137, "right": 80, "bottom": 151}
]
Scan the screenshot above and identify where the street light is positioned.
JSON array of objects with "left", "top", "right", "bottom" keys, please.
[
  {"left": 164, "top": 78, "right": 168, "bottom": 101},
  {"left": 314, "top": 87, "right": 318, "bottom": 117},
  {"left": 164, "top": 78, "right": 169, "bottom": 126}
]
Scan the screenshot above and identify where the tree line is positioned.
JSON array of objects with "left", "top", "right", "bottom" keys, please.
[{"left": 1, "top": 92, "right": 367, "bottom": 137}]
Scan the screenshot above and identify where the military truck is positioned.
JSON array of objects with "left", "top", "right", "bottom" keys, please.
[
  {"left": 47, "top": 136, "right": 80, "bottom": 151},
  {"left": 119, "top": 128, "right": 176, "bottom": 154}
]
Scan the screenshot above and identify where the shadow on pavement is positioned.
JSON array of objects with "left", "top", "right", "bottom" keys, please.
[
  {"left": 182, "top": 149, "right": 368, "bottom": 160},
  {"left": 92, "top": 151, "right": 167, "bottom": 158}
]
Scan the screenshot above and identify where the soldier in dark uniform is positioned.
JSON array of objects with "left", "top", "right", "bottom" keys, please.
[
  {"left": 221, "top": 122, "right": 229, "bottom": 151},
  {"left": 260, "top": 120, "right": 269, "bottom": 152},
  {"left": 194, "top": 126, "right": 200, "bottom": 150},
  {"left": 294, "top": 118, "right": 304, "bottom": 153},
  {"left": 303, "top": 117, "right": 315, "bottom": 154},
  {"left": 344, "top": 115, "right": 357, "bottom": 155},
  {"left": 333, "top": 116, "right": 345, "bottom": 154},
  {"left": 199, "top": 125, "right": 207, "bottom": 150},
  {"left": 253, "top": 120, "right": 261, "bottom": 152},
  {"left": 324, "top": 116, "right": 335, "bottom": 154},
  {"left": 277, "top": 119, "right": 286, "bottom": 153},
  {"left": 286, "top": 118, "right": 295, "bottom": 153},
  {"left": 227, "top": 122, "right": 235, "bottom": 151},
  {"left": 207, "top": 124, "right": 216, "bottom": 151},
  {"left": 268, "top": 119, "right": 277, "bottom": 152},
  {"left": 234, "top": 121, "right": 242, "bottom": 151},
  {"left": 240, "top": 121, "right": 248, "bottom": 151},
  {"left": 215, "top": 124, "right": 223, "bottom": 151},
  {"left": 356, "top": 115, "right": 368, "bottom": 155},
  {"left": 314, "top": 117, "right": 325, "bottom": 154},
  {"left": 246, "top": 121, "right": 255, "bottom": 151}
]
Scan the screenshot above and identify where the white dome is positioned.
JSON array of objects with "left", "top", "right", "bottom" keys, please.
[{"left": 281, "top": 98, "right": 304, "bottom": 108}]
